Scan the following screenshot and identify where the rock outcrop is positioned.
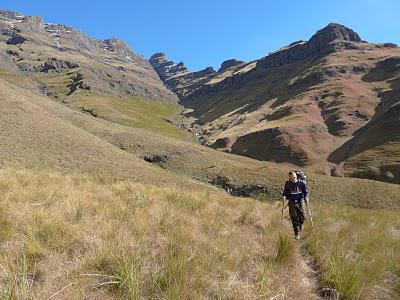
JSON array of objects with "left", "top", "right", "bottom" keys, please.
[
  {"left": 37, "top": 58, "right": 80, "bottom": 73},
  {"left": 6, "top": 35, "right": 26, "bottom": 45},
  {"left": 44, "top": 23, "right": 98, "bottom": 51},
  {"left": 21, "top": 16, "right": 44, "bottom": 32},
  {"left": 0, "top": 10, "right": 24, "bottom": 20},
  {"left": 149, "top": 52, "right": 189, "bottom": 82},
  {"left": 149, "top": 52, "right": 215, "bottom": 97},
  {"left": 102, "top": 38, "right": 143, "bottom": 61},
  {"left": 218, "top": 59, "right": 245, "bottom": 72}
]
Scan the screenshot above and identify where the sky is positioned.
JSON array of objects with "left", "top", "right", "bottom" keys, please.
[{"left": 1, "top": 0, "right": 399, "bottom": 71}]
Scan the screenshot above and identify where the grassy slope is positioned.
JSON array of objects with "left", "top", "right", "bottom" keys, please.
[
  {"left": 1, "top": 170, "right": 399, "bottom": 299},
  {"left": 339, "top": 59, "right": 400, "bottom": 183},
  {"left": 68, "top": 92, "right": 186, "bottom": 139},
  {"left": 0, "top": 169, "right": 315, "bottom": 299},
  {"left": 33, "top": 70, "right": 187, "bottom": 139},
  {"left": 0, "top": 75, "right": 204, "bottom": 191}
]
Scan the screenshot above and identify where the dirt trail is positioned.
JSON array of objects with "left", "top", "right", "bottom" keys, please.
[
  {"left": 281, "top": 215, "right": 336, "bottom": 299},
  {"left": 298, "top": 240, "right": 338, "bottom": 299}
]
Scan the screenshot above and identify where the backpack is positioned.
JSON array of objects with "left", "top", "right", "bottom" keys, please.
[{"left": 295, "top": 170, "right": 307, "bottom": 184}]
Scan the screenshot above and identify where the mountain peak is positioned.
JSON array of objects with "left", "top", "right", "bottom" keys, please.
[
  {"left": 310, "top": 23, "right": 362, "bottom": 44},
  {"left": 257, "top": 23, "right": 363, "bottom": 69}
]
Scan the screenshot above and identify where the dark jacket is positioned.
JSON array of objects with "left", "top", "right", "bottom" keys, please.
[{"left": 282, "top": 180, "right": 309, "bottom": 202}]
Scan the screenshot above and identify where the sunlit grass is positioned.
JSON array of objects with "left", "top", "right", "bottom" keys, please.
[
  {"left": 0, "top": 169, "right": 312, "bottom": 299},
  {"left": 69, "top": 93, "right": 186, "bottom": 138},
  {"left": 305, "top": 203, "right": 400, "bottom": 299}
]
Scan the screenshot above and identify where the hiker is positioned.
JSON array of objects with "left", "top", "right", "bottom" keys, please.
[{"left": 282, "top": 171, "right": 310, "bottom": 239}]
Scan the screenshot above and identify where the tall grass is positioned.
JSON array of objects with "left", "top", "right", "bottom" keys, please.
[
  {"left": 275, "top": 233, "right": 295, "bottom": 264},
  {"left": 0, "top": 169, "right": 313, "bottom": 299},
  {"left": 305, "top": 203, "right": 400, "bottom": 299},
  {"left": 0, "top": 253, "right": 37, "bottom": 299},
  {"left": 2, "top": 169, "right": 397, "bottom": 299}
]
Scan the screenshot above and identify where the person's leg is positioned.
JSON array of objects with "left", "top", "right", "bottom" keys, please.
[
  {"left": 297, "top": 200, "right": 306, "bottom": 233},
  {"left": 288, "top": 202, "right": 300, "bottom": 236}
]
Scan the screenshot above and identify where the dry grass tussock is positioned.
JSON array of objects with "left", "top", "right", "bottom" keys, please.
[
  {"left": 305, "top": 203, "right": 400, "bottom": 299},
  {"left": 0, "top": 169, "right": 315, "bottom": 299}
]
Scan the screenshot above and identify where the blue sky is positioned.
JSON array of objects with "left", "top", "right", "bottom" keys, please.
[{"left": 1, "top": 0, "right": 399, "bottom": 71}]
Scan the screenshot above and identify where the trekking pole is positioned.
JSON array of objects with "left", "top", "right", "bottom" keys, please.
[
  {"left": 308, "top": 178, "right": 317, "bottom": 206},
  {"left": 280, "top": 199, "right": 288, "bottom": 221},
  {"left": 307, "top": 201, "right": 315, "bottom": 233}
]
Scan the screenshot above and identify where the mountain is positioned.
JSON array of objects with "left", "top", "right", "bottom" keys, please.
[
  {"left": 1, "top": 10, "right": 399, "bottom": 203},
  {"left": 0, "top": 10, "right": 176, "bottom": 101},
  {"left": 150, "top": 23, "right": 400, "bottom": 184},
  {"left": 1, "top": 10, "right": 400, "bottom": 299},
  {"left": 0, "top": 10, "right": 191, "bottom": 140}
]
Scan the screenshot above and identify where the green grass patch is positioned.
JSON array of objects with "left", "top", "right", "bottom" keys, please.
[{"left": 67, "top": 92, "right": 187, "bottom": 138}]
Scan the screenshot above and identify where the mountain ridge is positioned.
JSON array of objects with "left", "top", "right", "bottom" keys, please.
[{"left": 150, "top": 23, "right": 400, "bottom": 183}]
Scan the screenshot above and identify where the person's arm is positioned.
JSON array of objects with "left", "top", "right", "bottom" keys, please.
[{"left": 282, "top": 182, "right": 289, "bottom": 202}]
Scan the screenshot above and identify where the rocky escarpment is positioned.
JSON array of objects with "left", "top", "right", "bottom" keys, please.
[
  {"left": 189, "top": 23, "right": 367, "bottom": 100},
  {"left": 165, "top": 23, "right": 397, "bottom": 106},
  {"left": 0, "top": 10, "right": 177, "bottom": 102}
]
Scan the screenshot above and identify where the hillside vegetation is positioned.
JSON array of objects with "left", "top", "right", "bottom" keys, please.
[
  {"left": 0, "top": 169, "right": 316, "bottom": 299},
  {"left": 1, "top": 170, "right": 399, "bottom": 299}
]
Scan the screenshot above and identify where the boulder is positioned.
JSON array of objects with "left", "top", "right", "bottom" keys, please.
[{"left": 6, "top": 35, "right": 27, "bottom": 45}]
